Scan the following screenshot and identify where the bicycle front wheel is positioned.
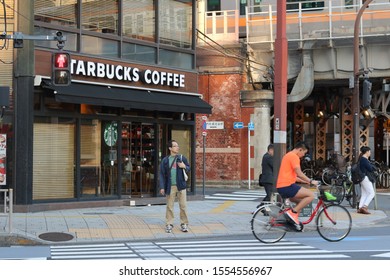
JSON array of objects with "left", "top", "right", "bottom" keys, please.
[
  {"left": 316, "top": 204, "right": 352, "bottom": 242},
  {"left": 303, "top": 168, "right": 315, "bottom": 179},
  {"left": 251, "top": 205, "right": 286, "bottom": 243},
  {"left": 322, "top": 168, "right": 335, "bottom": 186}
]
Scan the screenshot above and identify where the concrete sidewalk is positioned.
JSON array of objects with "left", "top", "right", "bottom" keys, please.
[{"left": 1, "top": 191, "right": 388, "bottom": 245}]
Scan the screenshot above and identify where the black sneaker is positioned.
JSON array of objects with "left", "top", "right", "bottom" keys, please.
[
  {"left": 180, "top": 224, "right": 188, "bottom": 232},
  {"left": 165, "top": 224, "right": 173, "bottom": 233},
  {"left": 261, "top": 208, "right": 269, "bottom": 216},
  {"left": 294, "top": 222, "right": 304, "bottom": 232}
]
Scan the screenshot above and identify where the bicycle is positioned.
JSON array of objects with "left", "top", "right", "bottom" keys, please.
[
  {"left": 251, "top": 185, "right": 352, "bottom": 243},
  {"left": 327, "top": 179, "right": 359, "bottom": 208},
  {"left": 326, "top": 165, "right": 358, "bottom": 208},
  {"left": 373, "top": 161, "right": 390, "bottom": 189},
  {"left": 321, "top": 153, "right": 349, "bottom": 186},
  {"left": 301, "top": 158, "right": 324, "bottom": 181}
]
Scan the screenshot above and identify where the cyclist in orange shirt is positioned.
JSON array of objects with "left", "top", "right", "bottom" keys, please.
[{"left": 276, "top": 142, "right": 320, "bottom": 230}]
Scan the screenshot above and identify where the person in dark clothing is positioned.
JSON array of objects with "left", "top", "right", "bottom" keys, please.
[
  {"left": 257, "top": 144, "right": 275, "bottom": 209},
  {"left": 357, "top": 146, "right": 376, "bottom": 214}
]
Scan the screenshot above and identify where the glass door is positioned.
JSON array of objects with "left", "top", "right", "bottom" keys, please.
[
  {"left": 172, "top": 127, "right": 192, "bottom": 191},
  {"left": 121, "top": 122, "right": 155, "bottom": 197},
  {"left": 102, "top": 121, "right": 119, "bottom": 196}
]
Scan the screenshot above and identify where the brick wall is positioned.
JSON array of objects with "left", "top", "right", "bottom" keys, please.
[{"left": 196, "top": 72, "right": 254, "bottom": 185}]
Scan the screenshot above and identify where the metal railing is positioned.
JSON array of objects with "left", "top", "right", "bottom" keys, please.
[
  {"left": 246, "top": 0, "right": 390, "bottom": 48},
  {"left": 198, "top": 1, "right": 390, "bottom": 47},
  {"left": 198, "top": 10, "right": 240, "bottom": 44},
  {"left": 0, "top": 188, "right": 13, "bottom": 233}
]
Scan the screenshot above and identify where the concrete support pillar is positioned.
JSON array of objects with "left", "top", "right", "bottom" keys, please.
[
  {"left": 252, "top": 100, "right": 272, "bottom": 179},
  {"left": 240, "top": 90, "right": 273, "bottom": 183}
]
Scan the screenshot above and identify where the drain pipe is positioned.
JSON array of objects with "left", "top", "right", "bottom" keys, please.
[{"left": 287, "top": 42, "right": 315, "bottom": 103}]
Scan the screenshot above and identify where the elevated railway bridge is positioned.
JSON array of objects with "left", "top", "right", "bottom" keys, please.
[{"left": 197, "top": 0, "right": 390, "bottom": 166}]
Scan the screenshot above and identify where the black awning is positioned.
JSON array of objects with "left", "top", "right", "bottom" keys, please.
[{"left": 42, "top": 81, "right": 212, "bottom": 114}]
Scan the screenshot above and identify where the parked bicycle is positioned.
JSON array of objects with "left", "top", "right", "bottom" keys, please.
[
  {"left": 301, "top": 157, "right": 324, "bottom": 181},
  {"left": 327, "top": 175, "right": 358, "bottom": 208},
  {"left": 321, "top": 153, "right": 349, "bottom": 186},
  {"left": 373, "top": 161, "right": 390, "bottom": 189},
  {"left": 251, "top": 184, "right": 352, "bottom": 243}
]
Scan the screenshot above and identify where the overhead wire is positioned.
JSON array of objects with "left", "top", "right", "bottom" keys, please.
[
  {"left": 196, "top": 28, "right": 272, "bottom": 89},
  {"left": 196, "top": 28, "right": 269, "bottom": 70}
]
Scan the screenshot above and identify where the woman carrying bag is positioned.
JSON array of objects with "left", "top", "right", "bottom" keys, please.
[{"left": 357, "top": 146, "right": 377, "bottom": 214}]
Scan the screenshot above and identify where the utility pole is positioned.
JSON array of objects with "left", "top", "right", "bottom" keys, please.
[
  {"left": 273, "top": 0, "right": 288, "bottom": 185},
  {"left": 352, "top": 0, "right": 372, "bottom": 162},
  {"left": 352, "top": 0, "right": 373, "bottom": 208}
]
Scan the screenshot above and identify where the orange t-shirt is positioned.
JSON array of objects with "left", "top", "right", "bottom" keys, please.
[{"left": 276, "top": 151, "right": 300, "bottom": 188}]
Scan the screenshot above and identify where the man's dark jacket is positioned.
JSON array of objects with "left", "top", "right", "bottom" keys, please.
[
  {"left": 159, "top": 154, "right": 190, "bottom": 195},
  {"left": 259, "top": 152, "right": 274, "bottom": 185}
]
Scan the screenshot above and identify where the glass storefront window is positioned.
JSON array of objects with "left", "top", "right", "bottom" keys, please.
[
  {"left": 81, "top": 0, "right": 118, "bottom": 34},
  {"left": 34, "top": 0, "right": 78, "bottom": 28},
  {"left": 159, "top": 0, "right": 193, "bottom": 49},
  {"left": 34, "top": 1, "right": 195, "bottom": 69},
  {"left": 123, "top": 0, "right": 155, "bottom": 42},
  {"left": 80, "top": 119, "right": 102, "bottom": 197},
  {"left": 159, "top": 49, "right": 193, "bottom": 69},
  {"left": 81, "top": 35, "right": 119, "bottom": 58},
  {"left": 122, "top": 43, "right": 156, "bottom": 64},
  {"left": 171, "top": 127, "right": 192, "bottom": 191}
]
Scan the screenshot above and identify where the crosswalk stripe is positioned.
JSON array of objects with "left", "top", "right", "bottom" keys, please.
[
  {"left": 50, "top": 239, "right": 349, "bottom": 260},
  {"left": 371, "top": 252, "right": 390, "bottom": 258},
  {"left": 184, "top": 254, "right": 349, "bottom": 260},
  {"left": 205, "top": 190, "right": 266, "bottom": 201},
  {"left": 204, "top": 190, "right": 265, "bottom": 201}
]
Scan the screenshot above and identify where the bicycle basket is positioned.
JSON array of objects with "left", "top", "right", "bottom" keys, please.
[{"left": 319, "top": 190, "right": 338, "bottom": 202}]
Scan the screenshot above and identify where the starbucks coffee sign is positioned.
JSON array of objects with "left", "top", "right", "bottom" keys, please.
[{"left": 70, "top": 59, "right": 185, "bottom": 88}]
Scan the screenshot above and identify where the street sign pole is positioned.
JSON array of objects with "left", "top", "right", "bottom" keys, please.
[
  {"left": 202, "top": 132, "right": 206, "bottom": 197},
  {"left": 201, "top": 115, "right": 207, "bottom": 197},
  {"left": 248, "top": 126, "right": 251, "bottom": 190}
]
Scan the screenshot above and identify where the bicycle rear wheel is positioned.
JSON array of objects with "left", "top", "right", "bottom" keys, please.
[
  {"left": 345, "top": 182, "right": 358, "bottom": 208},
  {"left": 251, "top": 205, "right": 286, "bottom": 243},
  {"left": 316, "top": 204, "right": 352, "bottom": 242}
]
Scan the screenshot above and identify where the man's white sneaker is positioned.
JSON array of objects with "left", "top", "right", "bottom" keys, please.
[
  {"left": 165, "top": 224, "right": 173, "bottom": 233},
  {"left": 180, "top": 224, "right": 188, "bottom": 232}
]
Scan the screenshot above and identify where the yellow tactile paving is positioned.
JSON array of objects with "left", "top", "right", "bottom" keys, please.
[
  {"left": 70, "top": 228, "right": 91, "bottom": 239},
  {"left": 205, "top": 223, "right": 227, "bottom": 231},
  {"left": 187, "top": 225, "right": 212, "bottom": 234},
  {"left": 130, "top": 228, "right": 154, "bottom": 238},
  {"left": 88, "top": 228, "right": 112, "bottom": 239},
  {"left": 110, "top": 229, "right": 133, "bottom": 239},
  {"left": 210, "top": 201, "right": 235, "bottom": 213},
  {"left": 102, "top": 214, "right": 148, "bottom": 229}
]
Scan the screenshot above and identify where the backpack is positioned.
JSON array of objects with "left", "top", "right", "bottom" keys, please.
[{"left": 351, "top": 161, "right": 365, "bottom": 184}]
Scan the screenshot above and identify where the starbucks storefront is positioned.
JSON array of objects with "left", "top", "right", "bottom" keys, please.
[{"left": 28, "top": 51, "right": 212, "bottom": 207}]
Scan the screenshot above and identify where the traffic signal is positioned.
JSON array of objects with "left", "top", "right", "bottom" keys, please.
[
  {"left": 362, "top": 79, "right": 372, "bottom": 109},
  {"left": 52, "top": 52, "right": 71, "bottom": 86}
]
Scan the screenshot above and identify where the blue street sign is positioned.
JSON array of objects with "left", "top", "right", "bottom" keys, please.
[
  {"left": 248, "top": 122, "right": 254, "bottom": 131},
  {"left": 233, "top": 122, "right": 244, "bottom": 129}
]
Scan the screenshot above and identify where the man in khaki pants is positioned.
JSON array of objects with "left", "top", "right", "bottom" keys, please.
[{"left": 159, "top": 140, "right": 190, "bottom": 233}]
